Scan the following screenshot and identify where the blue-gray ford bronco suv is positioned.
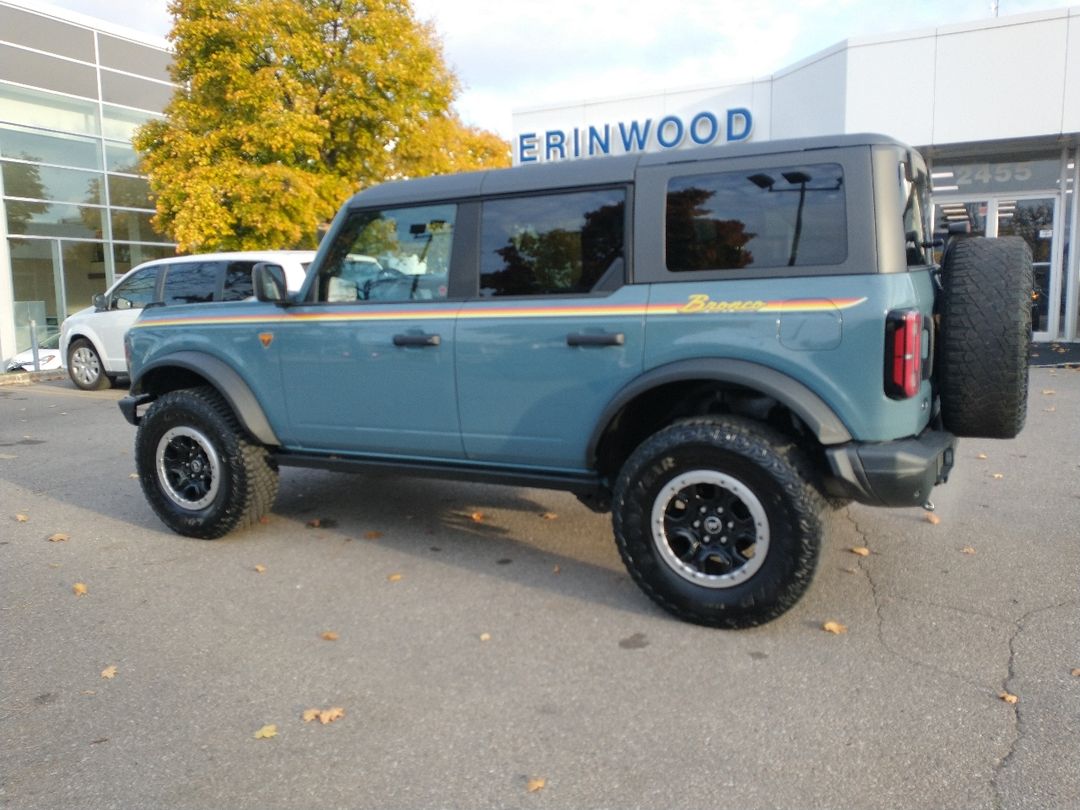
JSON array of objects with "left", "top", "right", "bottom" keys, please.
[{"left": 120, "top": 134, "right": 1031, "bottom": 628}]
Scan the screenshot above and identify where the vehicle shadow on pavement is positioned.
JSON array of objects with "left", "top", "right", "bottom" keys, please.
[{"left": 266, "top": 466, "right": 662, "bottom": 620}]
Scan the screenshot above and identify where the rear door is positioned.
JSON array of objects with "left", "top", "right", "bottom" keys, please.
[{"left": 455, "top": 186, "right": 646, "bottom": 471}]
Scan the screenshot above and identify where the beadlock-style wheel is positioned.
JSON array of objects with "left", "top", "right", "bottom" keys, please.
[
  {"left": 156, "top": 426, "right": 222, "bottom": 510},
  {"left": 650, "top": 469, "right": 769, "bottom": 588}
]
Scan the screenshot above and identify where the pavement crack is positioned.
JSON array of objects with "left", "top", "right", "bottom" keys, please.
[{"left": 991, "top": 597, "right": 1080, "bottom": 808}]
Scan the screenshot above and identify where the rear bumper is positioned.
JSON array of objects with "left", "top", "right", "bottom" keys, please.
[{"left": 824, "top": 428, "right": 957, "bottom": 507}]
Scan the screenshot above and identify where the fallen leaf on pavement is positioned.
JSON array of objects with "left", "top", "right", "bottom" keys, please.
[
  {"left": 306, "top": 518, "right": 322, "bottom": 528},
  {"left": 471, "top": 511, "right": 485, "bottom": 523},
  {"left": 925, "top": 513, "right": 941, "bottom": 525},
  {"left": 253, "top": 724, "right": 278, "bottom": 739},
  {"left": 1044, "top": 406, "right": 1057, "bottom": 412},
  {"left": 101, "top": 665, "right": 117, "bottom": 679},
  {"left": 540, "top": 512, "right": 558, "bottom": 520},
  {"left": 303, "top": 707, "right": 344, "bottom": 724},
  {"left": 128, "top": 473, "right": 139, "bottom": 479},
  {"left": 961, "top": 546, "right": 976, "bottom": 555},
  {"left": 992, "top": 473, "right": 1005, "bottom": 480},
  {"left": 364, "top": 531, "right": 383, "bottom": 540},
  {"left": 849, "top": 546, "right": 870, "bottom": 557},
  {"left": 822, "top": 621, "right": 848, "bottom": 634},
  {"left": 976, "top": 453, "right": 988, "bottom": 460},
  {"left": 387, "top": 573, "right": 403, "bottom": 582},
  {"left": 47, "top": 532, "right": 70, "bottom": 542},
  {"left": 320, "top": 631, "right": 339, "bottom": 641},
  {"left": 254, "top": 564, "right": 267, "bottom": 574},
  {"left": 15, "top": 514, "right": 29, "bottom": 522},
  {"left": 1071, "top": 668, "right": 1080, "bottom": 677},
  {"left": 1041, "top": 389, "right": 1056, "bottom": 395},
  {"left": 527, "top": 778, "right": 546, "bottom": 793},
  {"left": 479, "top": 633, "right": 491, "bottom": 642},
  {"left": 999, "top": 691, "right": 1019, "bottom": 705},
  {"left": 73, "top": 582, "right": 88, "bottom": 596},
  {"left": 552, "top": 565, "right": 561, "bottom": 574}
]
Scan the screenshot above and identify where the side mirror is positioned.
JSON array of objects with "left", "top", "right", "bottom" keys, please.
[
  {"left": 114, "top": 297, "right": 132, "bottom": 311},
  {"left": 253, "top": 262, "right": 288, "bottom": 303},
  {"left": 92, "top": 293, "right": 107, "bottom": 311}
]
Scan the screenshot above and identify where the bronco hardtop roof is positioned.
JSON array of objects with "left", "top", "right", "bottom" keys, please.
[{"left": 347, "top": 133, "right": 910, "bottom": 208}]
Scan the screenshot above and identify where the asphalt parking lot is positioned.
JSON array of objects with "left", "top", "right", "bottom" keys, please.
[{"left": 2, "top": 369, "right": 1078, "bottom": 810}]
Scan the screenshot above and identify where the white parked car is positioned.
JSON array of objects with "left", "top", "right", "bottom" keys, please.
[
  {"left": 60, "top": 251, "right": 315, "bottom": 390},
  {"left": 4, "top": 331, "right": 63, "bottom": 373}
]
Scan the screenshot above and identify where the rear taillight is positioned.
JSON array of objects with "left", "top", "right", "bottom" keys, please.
[{"left": 885, "top": 309, "right": 922, "bottom": 399}]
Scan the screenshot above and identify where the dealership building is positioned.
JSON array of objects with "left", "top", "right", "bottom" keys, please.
[
  {"left": 514, "top": 5, "right": 1080, "bottom": 345},
  {"left": 0, "top": 2, "right": 1078, "bottom": 362}
]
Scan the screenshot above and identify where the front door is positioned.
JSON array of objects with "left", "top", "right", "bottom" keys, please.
[{"left": 934, "top": 196, "right": 1059, "bottom": 341}]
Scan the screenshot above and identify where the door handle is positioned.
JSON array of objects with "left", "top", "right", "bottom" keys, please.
[
  {"left": 566, "top": 332, "right": 625, "bottom": 347},
  {"left": 393, "top": 333, "right": 441, "bottom": 347}
]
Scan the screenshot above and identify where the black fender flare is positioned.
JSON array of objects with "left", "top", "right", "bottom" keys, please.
[
  {"left": 586, "top": 358, "right": 853, "bottom": 464},
  {"left": 131, "top": 351, "right": 280, "bottom": 446}
]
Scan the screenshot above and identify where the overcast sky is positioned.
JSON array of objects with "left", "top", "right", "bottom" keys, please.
[{"left": 36, "top": 0, "right": 1075, "bottom": 138}]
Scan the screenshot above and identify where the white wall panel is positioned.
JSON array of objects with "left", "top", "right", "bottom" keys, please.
[
  {"left": 770, "top": 50, "right": 847, "bottom": 139},
  {"left": 1063, "top": 9, "right": 1080, "bottom": 133},
  {"left": 932, "top": 17, "right": 1069, "bottom": 142},
  {"left": 844, "top": 37, "right": 936, "bottom": 144}
]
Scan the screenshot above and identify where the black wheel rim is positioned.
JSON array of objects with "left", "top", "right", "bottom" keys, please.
[
  {"left": 155, "top": 426, "right": 222, "bottom": 510},
  {"left": 649, "top": 470, "right": 769, "bottom": 588}
]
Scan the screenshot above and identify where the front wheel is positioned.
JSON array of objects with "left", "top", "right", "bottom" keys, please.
[
  {"left": 67, "top": 339, "right": 110, "bottom": 390},
  {"left": 135, "top": 387, "right": 279, "bottom": 538},
  {"left": 613, "top": 417, "right": 823, "bottom": 628}
]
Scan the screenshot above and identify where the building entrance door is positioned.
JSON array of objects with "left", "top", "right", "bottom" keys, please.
[{"left": 934, "top": 196, "right": 1059, "bottom": 342}]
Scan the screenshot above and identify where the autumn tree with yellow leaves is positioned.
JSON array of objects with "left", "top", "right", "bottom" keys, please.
[{"left": 135, "top": 0, "right": 509, "bottom": 253}]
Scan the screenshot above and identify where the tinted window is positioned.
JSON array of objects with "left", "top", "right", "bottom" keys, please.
[
  {"left": 161, "top": 262, "right": 219, "bottom": 306},
  {"left": 666, "top": 164, "right": 846, "bottom": 271},
  {"left": 110, "top": 266, "right": 159, "bottom": 310},
  {"left": 222, "top": 261, "right": 258, "bottom": 301},
  {"left": 480, "top": 189, "right": 625, "bottom": 297},
  {"left": 319, "top": 204, "right": 455, "bottom": 303}
]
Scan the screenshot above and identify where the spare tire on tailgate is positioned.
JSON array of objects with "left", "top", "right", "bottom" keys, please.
[{"left": 937, "top": 236, "right": 1032, "bottom": 439}]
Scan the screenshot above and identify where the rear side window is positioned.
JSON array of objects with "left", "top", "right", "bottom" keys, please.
[
  {"left": 221, "top": 260, "right": 258, "bottom": 301},
  {"left": 161, "top": 261, "right": 220, "bottom": 306},
  {"left": 480, "top": 189, "right": 625, "bottom": 296},
  {"left": 666, "top": 164, "right": 846, "bottom": 271}
]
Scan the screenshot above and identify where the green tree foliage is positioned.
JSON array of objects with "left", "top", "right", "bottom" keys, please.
[{"left": 135, "top": 0, "right": 510, "bottom": 252}]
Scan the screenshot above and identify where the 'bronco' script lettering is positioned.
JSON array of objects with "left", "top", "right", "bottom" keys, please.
[{"left": 678, "top": 294, "right": 767, "bottom": 313}]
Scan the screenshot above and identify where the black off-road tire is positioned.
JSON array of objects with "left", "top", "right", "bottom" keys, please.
[
  {"left": 938, "top": 237, "right": 1032, "bottom": 439},
  {"left": 67, "top": 338, "right": 111, "bottom": 390},
  {"left": 135, "top": 386, "right": 279, "bottom": 538},
  {"left": 613, "top": 416, "right": 824, "bottom": 628}
]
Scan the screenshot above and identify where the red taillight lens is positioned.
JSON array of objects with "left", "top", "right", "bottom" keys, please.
[{"left": 885, "top": 309, "right": 922, "bottom": 399}]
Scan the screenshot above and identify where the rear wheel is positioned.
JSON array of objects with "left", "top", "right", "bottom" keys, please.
[
  {"left": 938, "top": 236, "right": 1032, "bottom": 438},
  {"left": 135, "top": 386, "right": 278, "bottom": 538},
  {"left": 613, "top": 417, "right": 823, "bottom": 628},
  {"left": 67, "top": 339, "right": 110, "bottom": 390}
]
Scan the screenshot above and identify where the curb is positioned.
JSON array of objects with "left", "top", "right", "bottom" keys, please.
[{"left": 0, "top": 370, "right": 68, "bottom": 387}]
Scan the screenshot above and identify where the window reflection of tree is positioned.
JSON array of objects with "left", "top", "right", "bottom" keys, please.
[
  {"left": 489, "top": 201, "right": 624, "bottom": 295},
  {"left": 666, "top": 186, "right": 754, "bottom": 270}
]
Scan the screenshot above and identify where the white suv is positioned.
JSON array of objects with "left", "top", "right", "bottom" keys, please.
[{"left": 60, "top": 251, "right": 314, "bottom": 390}]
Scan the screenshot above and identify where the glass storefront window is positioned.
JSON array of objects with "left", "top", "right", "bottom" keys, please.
[
  {"left": 8, "top": 237, "right": 59, "bottom": 328},
  {"left": 105, "top": 141, "right": 140, "bottom": 174},
  {"left": 111, "top": 209, "right": 168, "bottom": 243},
  {"left": 932, "top": 154, "right": 1062, "bottom": 195},
  {"left": 6, "top": 201, "right": 102, "bottom": 239},
  {"left": 101, "top": 104, "right": 160, "bottom": 142},
  {"left": 0, "top": 125, "right": 101, "bottom": 171},
  {"left": 62, "top": 240, "right": 108, "bottom": 317},
  {"left": 112, "top": 243, "right": 176, "bottom": 275},
  {"left": 0, "top": 82, "right": 100, "bottom": 137},
  {"left": 2, "top": 161, "right": 102, "bottom": 205},
  {"left": 107, "top": 174, "right": 152, "bottom": 210}
]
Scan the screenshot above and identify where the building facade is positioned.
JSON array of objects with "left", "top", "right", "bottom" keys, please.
[
  {"left": 0, "top": 0, "right": 176, "bottom": 360},
  {"left": 514, "top": 6, "right": 1080, "bottom": 344}
]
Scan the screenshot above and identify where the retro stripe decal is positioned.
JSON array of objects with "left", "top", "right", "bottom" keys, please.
[{"left": 131, "top": 295, "right": 867, "bottom": 329}]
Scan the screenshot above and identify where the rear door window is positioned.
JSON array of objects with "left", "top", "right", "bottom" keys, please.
[
  {"left": 221, "top": 260, "right": 258, "bottom": 301},
  {"left": 479, "top": 188, "right": 625, "bottom": 296}
]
